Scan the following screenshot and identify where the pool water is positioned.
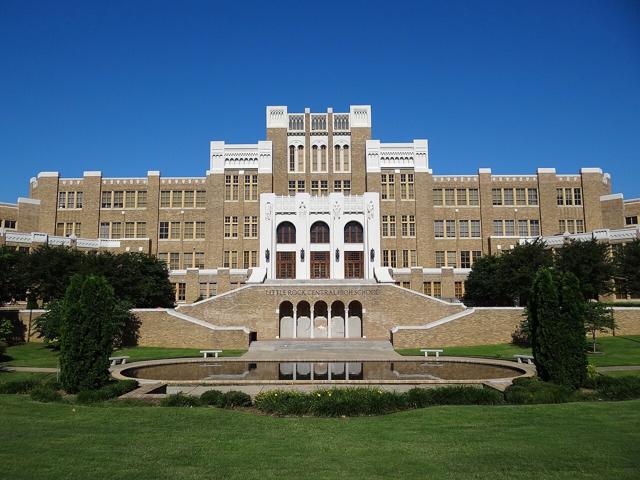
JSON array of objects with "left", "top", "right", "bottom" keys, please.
[{"left": 123, "top": 361, "right": 523, "bottom": 382}]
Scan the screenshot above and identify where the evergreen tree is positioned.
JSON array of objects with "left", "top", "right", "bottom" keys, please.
[
  {"left": 613, "top": 239, "right": 640, "bottom": 298},
  {"left": 529, "top": 268, "right": 588, "bottom": 389},
  {"left": 554, "top": 239, "right": 614, "bottom": 300},
  {"left": 59, "top": 274, "right": 116, "bottom": 393}
]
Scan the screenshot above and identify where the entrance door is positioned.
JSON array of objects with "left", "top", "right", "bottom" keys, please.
[
  {"left": 310, "top": 252, "right": 330, "bottom": 279},
  {"left": 344, "top": 251, "right": 364, "bottom": 279},
  {"left": 276, "top": 252, "right": 296, "bottom": 279}
]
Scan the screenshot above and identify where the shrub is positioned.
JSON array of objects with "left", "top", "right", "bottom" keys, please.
[
  {"left": 0, "top": 340, "right": 6, "bottom": 358},
  {"left": 199, "top": 389, "right": 225, "bottom": 407},
  {"left": 221, "top": 390, "right": 252, "bottom": 408},
  {"left": 0, "top": 377, "right": 41, "bottom": 394},
  {"left": 589, "top": 375, "right": 640, "bottom": 401},
  {"left": 30, "top": 385, "right": 63, "bottom": 403},
  {"left": 504, "top": 378, "right": 575, "bottom": 404},
  {"left": 254, "top": 390, "right": 309, "bottom": 415},
  {"left": 406, "top": 386, "right": 504, "bottom": 408},
  {"left": 75, "top": 380, "right": 139, "bottom": 404},
  {"left": 160, "top": 393, "right": 202, "bottom": 407}
]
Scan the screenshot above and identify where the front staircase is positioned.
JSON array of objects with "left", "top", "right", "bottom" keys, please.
[{"left": 244, "top": 339, "right": 398, "bottom": 361}]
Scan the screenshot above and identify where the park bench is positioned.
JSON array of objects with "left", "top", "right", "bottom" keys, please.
[
  {"left": 200, "top": 350, "right": 223, "bottom": 358},
  {"left": 513, "top": 354, "right": 535, "bottom": 365},
  {"left": 420, "top": 349, "right": 444, "bottom": 359},
  {"left": 109, "top": 356, "right": 130, "bottom": 366}
]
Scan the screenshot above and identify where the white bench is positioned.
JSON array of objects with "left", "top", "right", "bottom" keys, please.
[
  {"left": 420, "top": 349, "right": 443, "bottom": 359},
  {"left": 109, "top": 356, "right": 129, "bottom": 366},
  {"left": 200, "top": 350, "right": 223, "bottom": 358},
  {"left": 514, "top": 354, "right": 534, "bottom": 365}
]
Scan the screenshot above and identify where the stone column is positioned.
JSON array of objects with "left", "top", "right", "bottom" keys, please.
[
  {"left": 327, "top": 304, "right": 332, "bottom": 338},
  {"left": 310, "top": 304, "right": 314, "bottom": 339},
  {"left": 345, "top": 306, "right": 350, "bottom": 338}
]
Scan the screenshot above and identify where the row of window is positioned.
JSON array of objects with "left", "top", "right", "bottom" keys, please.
[
  {"left": 492, "top": 219, "right": 541, "bottom": 237},
  {"left": 223, "top": 250, "right": 259, "bottom": 269},
  {"left": 276, "top": 221, "right": 364, "bottom": 244},
  {"left": 224, "top": 216, "right": 258, "bottom": 239},
  {"left": 433, "top": 188, "right": 480, "bottom": 206},
  {"left": 288, "top": 145, "right": 351, "bottom": 173},
  {"left": 556, "top": 188, "right": 583, "bottom": 206},
  {"left": 158, "top": 252, "right": 206, "bottom": 269},
  {"left": 380, "top": 215, "right": 416, "bottom": 237},
  {"left": 436, "top": 250, "right": 482, "bottom": 268},
  {"left": 99, "top": 221, "right": 147, "bottom": 239},
  {"left": 626, "top": 216, "right": 639, "bottom": 226},
  {"left": 287, "top": 180, "right": 352, "bottom": 195},
  {"left": 382, "top": 249, "right": 418, "bottom": 268},
  {"left": 101, "top": 190, "right": 148, "bottom": 209},
  {"left": 160, "top": 190, "right": 207, "bottom": 208},
  {"left": 1, "top": 219, "right": 16, "bottom": 229},
  {"left": 380, "top": 173, "right": 415, "bottom": 200},
  {"left": 56, "top": 222, "right": 81, "bottom": 237},
  {"left": 58, "top": 191, "right": 83, "bottom": 209},
  {"left": 159, "top": 221, "right": 206, "bottom": 240},
  {"left": 492, "top": 188, "right": 539, "bottom": 206},
  {"left": 559, "top": 219, "right": 585, "bottom": 234},
  {"left": 224, "top": 175, "right": 258, "bottom": 202},
  {"left": 434, "top": 219, "right": 482, "bottom": 238}
]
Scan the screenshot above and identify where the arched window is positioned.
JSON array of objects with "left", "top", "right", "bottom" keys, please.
[
  {"left": 297, "top": 145, "right": 304, "bottom": 172},
  {"left": 277, "top": 222, "right": 296, "bottom": 244},
  {"left": 343, "top": 145, "right": 350, "bottom": 172},
  {"left": 334, "top": 145, "right": 341, "bottom": 172},
  {"left": 344, "top": 221, "right": 363, "bottom": 243},
  {"left": 310, "top": 221, "right": 330, "bottom": 243},
  {"left": 312, "top": 145, "right": 319, "bottom": 172},
  {"left": 289, "top": 145, "right": 295, "bottom": 172},
  {"left": 320, "top": 145, "right": 327, "bottom": 171}
]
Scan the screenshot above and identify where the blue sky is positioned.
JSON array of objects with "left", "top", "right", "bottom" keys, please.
[{"left": 1, "top": 0, "right": 639, "bottom": 200}]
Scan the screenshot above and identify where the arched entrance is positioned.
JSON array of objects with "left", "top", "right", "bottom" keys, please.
[
  {"left": 313, "top": 301, "right": 328, "bottom": 338},
  {"left": 276, "top": 222, "right": 296, "bottom": 279},
  {"left": 344, "top": 221, "right": 364, "bottom": 279},
  {"left": 310, "top": 221, "right": 330, "bottom": 279},
  {"left": 330, "top": 301, "right": 345, "bottom": 338},
  {"left": 296, "top": 301, "right": 311, "bottom": 338},
  {"left": 278, "top": 301, "right": 294, "bottom": 338},
  {"left": 347, "top": 300, "right": 363, "bottom": 338}
]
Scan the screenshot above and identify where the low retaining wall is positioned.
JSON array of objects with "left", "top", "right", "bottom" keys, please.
[{"left": 392, "top": 307, "right": 640, "bottom": 348}]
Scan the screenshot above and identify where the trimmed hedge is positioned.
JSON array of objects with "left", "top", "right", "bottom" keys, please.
[
  {"left": 30, "top": 385, "right": 63, "bottom": 403},
  {"left": 0, "top": 377, "right": 41, "bottom": 394},
  {"left": 160, "top": 393, "right": 202, "bottom": 407},
  {"left": 406, "top": 386, "right": 504, "bottom": 407},
  {"left": 586, "top": 375, "right": 640, "bottom": 400},
  {"left": 75, "top": 380, "right": 139, "bottom": 404},
  {"left": 199, "top": 390, "right": 253, "bottom": 408},
  {"left": 504, "top": 378, "right": 576, "bottom": 404}
]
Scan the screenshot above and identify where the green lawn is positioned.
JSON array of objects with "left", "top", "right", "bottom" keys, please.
[
  {"left": 0, "top": 343, "right": 246, "bottom": 368},
  {"left": 0, "top": 371, "right": 57, "bottom": 384},
  {"left": 397, "top": 335, "right": 640, "bottom": 367},
  {"left": 0, "top": 396, "right": 638, "bottom": 479}
]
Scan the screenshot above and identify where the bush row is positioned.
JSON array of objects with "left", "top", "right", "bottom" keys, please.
[
  {"left": 0, "top": 377, "right": 138, "bottom": 404},
  {"left": 75, "top": 380, "right": 139, "bottom": 404},
  {"left": 159, "top": 390, "right": 252, "bottom": 408}
]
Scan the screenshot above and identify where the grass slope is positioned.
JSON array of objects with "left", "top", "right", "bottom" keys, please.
[
  {"left": 0, "top": 396, "right": 639, "bottom": 480},
  {"left": 0, "top": 344, "right": 246, "bottom": 368}
]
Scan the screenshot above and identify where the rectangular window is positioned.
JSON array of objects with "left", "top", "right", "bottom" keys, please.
[
  {"left": 530, "top": 219, "right": 540, "bottom": 236},
  {"left": 433, "top": 188, "right": 443, "bottom": 206},
  {"left": 113, "top": 191, "right": 124, "bottom": 208},
  {"left": 183, "top": 222, "right": 194, "bottom": 239},
  {"left": 125, "top": 222, "right": 135, "bottom": 238},
  {"left": 574, "top": 188, "right": 582, "bottom": 206},
  {"left": 518, "top": 219, "right": 529, "bottom": 237},
  {"left": 468, "top": 188, "right": 479, "bottom": 206},
  {"left": 58, "top": 192, "right": 66, "bottom": 209},
  {"left": 455, "top": 281, "right": 464, "bottom": 299},
  {"left": 471, "top": 220, "right": 481, "bottom": 237},
  {"left": 559, "top": 219, "right": 566, "bottom": 233},
  {"left": 434, "top": 220, "right": 444, "bottom": 238},
  {"left": 137, "top": 190, "right": 147, "bottom": 207},
  {"left": 504, "top": 219, "right": 515, "bottom": 236},
  {"left": 183, "top": 252, "right": 193, "bottom": 269},
  {"left": 503, "top": 188, "right": 514, "bottom": 206},
  {"left": 245, "top": 174, "right": 258, "bottom": 201},
  {"left": 435, "top": 251, "right": 445, "bottom": 268},
  {"left": 76, "top": 191, "right": 83, "bottom": 209},
  {"left": 66, "top": 191, "right": 75, "bottom": 209},
  {"left": 167, "top": 222, "right": 179, "bottom": 240},
  {"left": 382, "top": 250, "right": 397, "bottom": 268},
  {"left": 557, "top": 188, "right": 565, "bottom": 206},
  {"left": 456, "top": 188, "right": 467, "bottom": 206},
  {"left": 400, "top": 173, "right": 414, "bottom": 200},
  {"left": 460, "top": 251, "right": 471, "bottom": 268},
  {"left": 626, "top": 216, "right": 639, "bottom": 226},
  {"left": 381, "top": 173, "right": 395, "bottom": 200},
  {"left": 516, "top": 188, "right": 527, "bottom": 206},
  {"left": 100, "top": 222, "right": 109, "bottom": 239},
  {"left": 528, "top": 188, "right": 538, "bottom": 206},
  {"left": 55, "top": 222, "right": 64, "bottom": 236},
  {"left": 244, "top": 216, "right": 258, "bottom": 238},
  {"left": 183, "top": 190, "right": 194, "bottom": 208},
  {"left": 224, "top": 216, "right": 238, "bottom": 238},
  {"left": 311, "top": 180, "right": 319, "bottom": 196},
  {"left": 111, "top": 222, "right": 122, "bottom": 239},
  {"left": 444, "top": 188, "right": 455, "bottom": 206},
  {"left": 459, "top": 220, "right": 469, "bottom": 238},
  {"left": 195, "top": 190, "right": 206, "bottom": 208},
  {"left": 137, "top": 222, "right": 147, "bottom": 238},
  {"left": 493, "top": 219, "right": 503, "bottom": 236},
  {"left": 492, "top": 188, "right": 502, "bottom": 206},
  {"left": 564, "top": 188, "right": 573, "bottom": 206},
  {"left": 177, "top": 283, "right": 186, "bottom": 301},
  {"left": 433, "top": 282, "right": 442, "bottom": 298},
  {"left": 171, "top": 190, "right": 183, "bottom": 208},
  {"left": 160, "top": 190, "right": 171, "bottom": 207},
  {"left": 194, "top": 221, "right": 205, "bottom": 239},
  {"left": 125, "top": 191, "right": 136, "bottom": 208},
  {"left": 445, "top": 219, "right": 455, "bottom": 238},
  {"left": 401, "top": 215, "right": 416, "bottom": 237},
  {"left": 101, "top": 191, "right": 112, "bottom": 208},
  {"left": 576, "top": 219, "right": 585, "bottom": 234},
  {"left": 472, "top": 251, "right": 482, "bottom": 264},
  {"left": 447, "top": 251, "right": 457, "bottom": 268}
]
